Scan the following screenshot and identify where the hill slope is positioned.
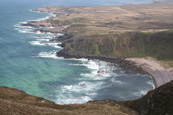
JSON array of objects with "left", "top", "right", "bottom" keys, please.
[
  {"left": 0, "top": 81, "right": 173, "bottom": 115},
  {"left": 0, "top": 86, "right": 137, "bottom": 115},
  {"left": 124, "top": 80, "right": 173, "bottom": 115}
]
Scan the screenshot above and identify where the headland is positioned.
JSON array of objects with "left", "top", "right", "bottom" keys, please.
[{"left": 21, "top": 2, "right": 173, "bottom": 88}]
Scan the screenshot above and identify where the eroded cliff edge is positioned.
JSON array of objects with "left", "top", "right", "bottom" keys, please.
[{"left": 24, "top": 3, "right": 173, "bottom": 61}]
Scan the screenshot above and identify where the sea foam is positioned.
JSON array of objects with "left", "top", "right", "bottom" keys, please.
[
  {"left": 56, "top": 81, "right": 104, "bottom": 104},
  {"left": 30, "top": 41, "right": 62, "bottom": 49},
  {"left": 70, "top": 60, "right": 115, "bottom": 80},
  {"left": 37, "top": 52, "right": 63, "bottom": 59}
]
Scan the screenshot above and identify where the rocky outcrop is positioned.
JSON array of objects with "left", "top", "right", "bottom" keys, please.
[
  {"left": 123, "top": 80, "right": 173, "bottom": 115},
  {"left": 57, "top": 31, "right": 173, "bottom": 61},
  {"left": 56, "top": 50, "right": 146, "bottom": 74},
  {"left": 21, "top": 20, "right": 52, "bottom": 28}
]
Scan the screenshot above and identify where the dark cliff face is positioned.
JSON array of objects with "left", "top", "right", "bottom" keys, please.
[
  {"left": 123, "top": 80, "right": 173, "bottom": 115},
  {"left": 57, "top": 31, "right": 173, "bottom": 60}
]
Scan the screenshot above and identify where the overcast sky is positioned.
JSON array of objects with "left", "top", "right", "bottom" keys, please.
[{"left": 154, "top": 0, "right": 173, "bottom": 2}]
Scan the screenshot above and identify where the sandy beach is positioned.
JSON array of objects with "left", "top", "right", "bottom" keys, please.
[{"left": 126, "top": 57, "right": 173, "bottom": 88}]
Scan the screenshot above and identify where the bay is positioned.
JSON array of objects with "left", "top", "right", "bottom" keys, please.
[{"left": 0, "top": 0, "right": 154, "bottom": 104}]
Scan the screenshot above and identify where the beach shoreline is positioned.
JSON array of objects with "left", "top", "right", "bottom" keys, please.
[
  {"left": 56, "top": 50, "right": 146, "bottom": 74},
  {"left": 125, "top": 57, "right": 173, "bottom": 88},
  {"left": 56, "top": 50, "right": 173, "bottom": 88}
]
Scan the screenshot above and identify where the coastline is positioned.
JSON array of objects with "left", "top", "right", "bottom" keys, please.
[
  {"left": 21, "top": 3, "right": 173, "bottom": 89},
  {"left": 56, "top": 50, "right": 147, "bottom": 74},
  {"left": 56, "top": 50, "right": 173, "bottom": 88},
  {"left": 1, "top": 2, "right": 173, "bottom": 115},
  {"left": 125, "top": 57, "right": 173, "bottom": 88}
]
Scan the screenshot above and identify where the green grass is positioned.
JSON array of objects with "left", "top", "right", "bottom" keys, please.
[
  {"left": 44, "top": 5, "right": 173, "bottom": 60},
  {"left": 65, "top": 31, "right": 173, "bottom": 60},
  {"left": 95, "top": 44, "right": 100, "bottom": 55}
]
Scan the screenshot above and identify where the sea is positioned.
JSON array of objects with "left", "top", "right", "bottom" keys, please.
[{"left": 0, "top": 0, "right": 154, "bottom": 104}]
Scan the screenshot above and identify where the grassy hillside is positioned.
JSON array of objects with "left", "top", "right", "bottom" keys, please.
[
  {"left": 1, "top": 81, "right": 172, "bottom": 115},
  {"left": 0, "top": 86, "right": 137, "bottom": 115},
  {"left": 36, "top": 3, "right": 173, "bottom": 61}
]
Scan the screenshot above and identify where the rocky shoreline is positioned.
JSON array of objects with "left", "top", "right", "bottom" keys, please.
[
  {"left": 20, "top": 3, "right": 173, "bottom": 89},
  {"left": 56, "top": 50, "right": 147, "bottom": 74},
  {"left": 6, "top": 3, "right": 173, "bottom": 114},
  {"left": 56, "top": 47, "right": 173, "bottom": 88},
  {"left": 21, "top": 10, "right": 154, "bottom": 87}
]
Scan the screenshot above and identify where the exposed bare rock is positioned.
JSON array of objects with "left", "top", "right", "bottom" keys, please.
[{"left": 123, "top": 80, "right": 173, "bottom": 115}]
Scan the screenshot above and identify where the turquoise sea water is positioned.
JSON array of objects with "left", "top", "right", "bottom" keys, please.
[{"left": 0, "top": 0, "right": 154, "bottom": 104}]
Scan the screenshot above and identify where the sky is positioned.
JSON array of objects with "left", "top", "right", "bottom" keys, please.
[{"left": 154, "top": 0, "right": 173, "bottom": 2}]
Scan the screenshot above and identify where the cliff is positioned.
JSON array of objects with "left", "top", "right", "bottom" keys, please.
[
  {"left": 57, "top": 31, "right": 173, "bottom": 60},
  {"left": 23, "top": 3, "right": 173, "bottom": 61}
]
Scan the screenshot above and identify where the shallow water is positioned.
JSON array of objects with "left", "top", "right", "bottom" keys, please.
[{"left": 0, "top": 0, "right": 154, "bottom": 104}]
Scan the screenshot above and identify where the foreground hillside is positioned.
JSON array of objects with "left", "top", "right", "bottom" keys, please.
[
  {"left": 0, "top": 81, "right": 172, "bottom": 115},
  {"left": 124, "top": 80, "right": 173, "bottom": 115},
  {"left": 0, "top": 86, "right": 137, "bottom": 115}
]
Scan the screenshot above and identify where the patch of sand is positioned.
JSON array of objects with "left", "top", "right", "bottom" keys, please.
[{"left": 126, "top": 57, "right": 173, "bottom": 88}]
